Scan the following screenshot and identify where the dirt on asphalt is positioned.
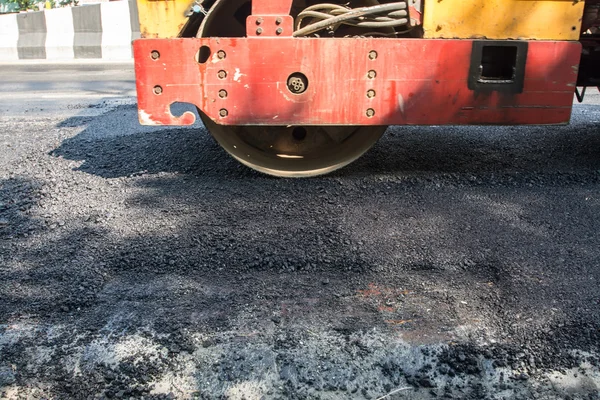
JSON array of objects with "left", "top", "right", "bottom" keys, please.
[{"left": 1, "top": 102, "right": 600, "bottom": 399}]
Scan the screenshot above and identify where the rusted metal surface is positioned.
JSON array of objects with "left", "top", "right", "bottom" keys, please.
[
  {"left": 133, "top": 38, "right": 580, "bottom": 126},
  {"left": 136, "top": 0, "right": 194, "bottom": 39},
  {"left": 422, "top": 0, "right": 585, "bottom": 40}
]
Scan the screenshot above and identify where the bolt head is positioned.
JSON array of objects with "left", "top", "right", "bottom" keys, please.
[
  {"left": 219, "top": 109, "right": 228, "bottom": 117},
  {"left": 367, "top": 90, "right": 376, "bottom": 98},
  {"left": 217, "top": 50, "right": 226, "bottom": 59},
  {"left": 366, "top": 108, "right": 375, "bottom": 117},
  {"left": 218, "top": 90, "right": 228, "bottom": 99},
  {"left": 218, "top": 70, "right": 227, "bottom": 79},
  {"left": 256, "top": 27, "right": 263, "bottom": 35},
  {"left": 367, "top": 70, "right": 377, "bottom": 79},
  {"left": 276, "top": 17, "right": 283, "bottom": 25},
  {"left": 276, "top": 28, "right": 283, "bottom": 35},
  {"left": 150, "top": 50, "right": 160, "bottom": 60},
  {"left": 368, "top": 50, "right": 377, "bottom": 60},
  {"left": 153, "top": 85, "right": 162, "bottom": 95},
  {"left": 256, "top": 18, "right": 263, "bottom": 25}
]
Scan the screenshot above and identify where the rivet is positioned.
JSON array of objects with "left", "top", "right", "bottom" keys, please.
[
  {"left": 368, "top": 50, "right": 377, "bottom": 60},
  {"left": 276, "top": 27, "right": 283, "bottom": 35},
  {"left": 217, "top": 50, "right": 226, "bottom": 59},
  {"left": 150, "top": 50, "right": 160, "bottom": 60},
  {"left": 218, "top": 89, "right": 228, "bottom": 99},
  {"left": 276, "top": 17, "right": 283, "bottom": 25},
  {"left": 256, "top": 27, "right": 263, "bottom": 35},
  {"left": 218, "top": 70, "right": 227, "bottom": 79},
  {"left": 367, "top": 89, "right": 376, "bottom": 98},
  {"left": 367, "top": 70, "right": 377, "bottom": 79},
  {"left": 366, "top": 108, "right": 375, "bottom": 117},
  {"left": 153, "top": 85, "right": 162, "bottom": 95},
  {"left": 256, "top": 18, "right": 263, "bottom": 25},
  {"left": 219, "top": 109, "right": 228, "bottom": 117}
]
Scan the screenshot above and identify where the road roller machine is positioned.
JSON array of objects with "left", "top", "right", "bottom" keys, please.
[{"left": 133, "top": 0, "right": 600, "bottom": 177}]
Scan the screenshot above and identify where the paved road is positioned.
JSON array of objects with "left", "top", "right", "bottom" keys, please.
[
  {"left": 0, "top": 62, "right": 136, "bottom": 118},
  {"left": 1, "top": 63, "right": 600, "bottom": 400}
]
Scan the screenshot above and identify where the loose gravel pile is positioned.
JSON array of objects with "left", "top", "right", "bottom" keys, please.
[{"left": 1, "top": 103, "right": 600, "bottom": 399}]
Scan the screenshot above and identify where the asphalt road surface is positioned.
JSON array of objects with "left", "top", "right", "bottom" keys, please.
[{"left": 1, "top": 62, "right": 600, "bottom": 400}]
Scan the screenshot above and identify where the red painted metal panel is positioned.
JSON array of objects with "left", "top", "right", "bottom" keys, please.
[
  {"left": 251, "top": 0, "right": 293, "bottom": 16},
  {"left": 133, "top": 38, "right": 580, "bottom": 126}
]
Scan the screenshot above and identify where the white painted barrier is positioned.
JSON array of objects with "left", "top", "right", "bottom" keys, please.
[
  {"left": 100, "top": 0, "right": 133, "bottom": 60},
  {"left": 0, "top": 13, "right": 19, "bottom": 61},
  {"left": 44, "top": 7, "right": 75, "bottom": 60},
  {"left": 0, "top": 0, "right": 139, "bottom": 61}
]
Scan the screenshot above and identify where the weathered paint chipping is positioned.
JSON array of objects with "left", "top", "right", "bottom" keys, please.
[
  {"left": 423, "top": 0, "right": 585, "bottom": 40},
  {"left": 134, "top": 37, "right": 580, "bottom": 126},
  {"left": 136, "top": 0, "right": 193, "bottom": 39}
]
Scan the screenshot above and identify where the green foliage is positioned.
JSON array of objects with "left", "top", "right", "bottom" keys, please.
[
  {"left": 2, "top": 0, "right": 77, "bottom": 12},
  {"left": 5, "top": 0, "right": 37, "bottom": 11}
]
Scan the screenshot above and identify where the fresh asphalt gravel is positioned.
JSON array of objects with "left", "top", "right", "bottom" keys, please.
[{"left": 1, "top": 63, "right": 600, "bottom": 399}]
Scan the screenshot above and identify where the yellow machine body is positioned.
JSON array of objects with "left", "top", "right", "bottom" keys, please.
[
  {"left": 136, "top": 0, "right": 193, "bottom": 38},
  {"left": 137, "top": 0, "right": 586, "bottom": 40},
  {"left": 423, "top": 0, "right": 585, "bottom": 40}
]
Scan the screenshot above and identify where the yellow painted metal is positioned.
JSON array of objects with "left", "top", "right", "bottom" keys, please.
[
  {"left": 136, "top": 0, "right": 194, "bottom": 38},
  {"left": 423, "top": 0, "right": 586, "bottom": 40}
]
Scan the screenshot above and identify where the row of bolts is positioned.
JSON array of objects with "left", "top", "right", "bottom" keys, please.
[{"left": 150, "top": 48, "right": 379, "bottom": 118}]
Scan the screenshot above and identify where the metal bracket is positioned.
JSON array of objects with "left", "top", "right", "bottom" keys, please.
[
  {"left": 251, "top": 0, "right": 293, "bottom": 16},
  {"left": 575, "top": 86, "right": 586, "bottom": 103},
  {"left": 408, "top": 0, "right": 422, "bottom": 26},
  {"left": 247, "top": 15, "right": 294, "bottom": 37},
  {"left": 468, "top": 41, "right": 528, "bottom": 94}
]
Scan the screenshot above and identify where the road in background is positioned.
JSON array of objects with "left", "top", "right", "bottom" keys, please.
[
  {"left": 1, "top": 63, "right": 600, "bottom": 399},
  {"left": 0, "top": 62, "right": 136, "bottom": 118}
]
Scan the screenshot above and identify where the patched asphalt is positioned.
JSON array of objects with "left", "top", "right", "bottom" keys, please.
[{"left": 1, "top": 64, "right": 600, "bottom": 399}]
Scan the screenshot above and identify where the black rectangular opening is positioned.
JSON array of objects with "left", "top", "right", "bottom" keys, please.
[
  {"left": 480, "top": 46, "right": 517, "bottom": 82},
  {"left": 468, "top": 41, "right": 528, "bottom": 94}
]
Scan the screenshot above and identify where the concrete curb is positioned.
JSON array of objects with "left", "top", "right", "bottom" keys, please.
[{"left": 0, "top": 0, "right": 140, "bottom": 61}]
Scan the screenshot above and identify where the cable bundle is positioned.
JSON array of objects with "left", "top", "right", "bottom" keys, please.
[{"left": 293, "top": 2, "right": 409, "bottom": 37}]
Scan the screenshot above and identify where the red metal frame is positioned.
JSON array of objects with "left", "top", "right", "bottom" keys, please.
[
  {"left": 134, "top": 38, "right": 580, "bottom": 126},
  {"left": 251, "top": 0, "right": 292, "bottom": 16}
]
